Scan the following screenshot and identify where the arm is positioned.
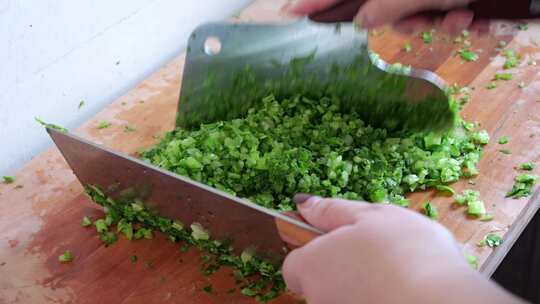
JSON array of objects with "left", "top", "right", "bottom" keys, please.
[{"left": 282, "top": 195, "right": 527, "bottom": 304}]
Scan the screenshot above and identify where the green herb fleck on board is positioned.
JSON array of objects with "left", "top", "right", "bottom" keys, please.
[
  {"left": 58, "top": 250, "right": 74, "bottom": 263},
  {"left": 403, "top": 42, "right": 412, "bottom": 53},
  {"left": 35, "top": 117, "right": 68, "bottom": 133},
  {"left": 506, "top": 174, "right": 538, "bottom": 198},
  {"left": 435, "top": 185, "right": 455, "bottom": 195},
  {"left": 517, "top": 23, "right": 528, "bottom": 31},
  {"left": 81, "top": 216, "right": 92, "bottom": 227},
  {"left": 486, "top": 82, "right": 497, "bottom": 90},
  {"left": 455, "top": 189, "right": 486, "bottom": 217},
  {"left": 519, "top": 162, "right": 535, "bottom": 171},
  {"left": 502, "top": 49, "right": 520, "bottom": 69},
  {"left": 478, "top": 233, "right": 503, "bottom": 248},
  {"left": 421, "top": 31, "right": 433, "bottom": 44},
  {"left": 422, "top": 202, "right": 439, "bottom": 220},
  {"left": 498, "top": 136, "right": 509, "bottom": 145},
  {"left": 498, "top": 149, "right": 512, "bottom": 155},
  {"left": 78, "top": 100, "right": 85, "bottom": 109},
  {"left": 459, "top": 49, "right": 478, "bottom": 62},
  {"left": 130, "top": 255, "right": 138, "bottom": 263},
  {"left": 2, "top": 176, "right": 15, "bottom": 184},
  {"left": 97, "top": 121, "right": 112, "bottom": 129},
  {"left": 494, "top": 73, "right": 513, "bottom": 81},
  {"left": 202, "top": 284, "right": 213, "bottom": 294},
  {"left": 466, "top": 254, "right": 478, "bottom": 269}
]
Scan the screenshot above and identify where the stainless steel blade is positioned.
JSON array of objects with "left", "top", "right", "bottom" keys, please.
[
  {"left": 48, "top": 128, "right": 322, "bottom": 262},
  {"left": 177, "top": 19, "right": 453, "bottom": 132}
]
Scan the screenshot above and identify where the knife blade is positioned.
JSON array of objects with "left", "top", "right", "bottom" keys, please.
[{"left": 48, "top": 128, "right": 321, "bottom": 262}]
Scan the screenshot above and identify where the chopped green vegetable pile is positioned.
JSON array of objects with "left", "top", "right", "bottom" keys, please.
[
  {"left": 478, "top": 233, "right": 503, "bottom": 248},
  {"left": 141, "top": 95, "right": 487, "bottom": 209}
]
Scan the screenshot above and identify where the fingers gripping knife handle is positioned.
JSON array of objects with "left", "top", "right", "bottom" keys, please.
[{"left": 309, "top": 0, "right": 540, "bottom": 23}]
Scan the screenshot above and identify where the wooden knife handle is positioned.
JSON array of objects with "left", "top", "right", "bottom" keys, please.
[
  {"left": 309, "top": 0, "right": 540, "bottom": 23},
  {"left": 275, "top": 217, "right": 321, "bottom": 247}
]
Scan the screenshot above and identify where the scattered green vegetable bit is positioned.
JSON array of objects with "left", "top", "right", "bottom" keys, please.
[
  {"left": 2, "top": 176, "right": 15, "bottom": 184},
  {"left": 130, "top": 255, "right": 138, "bottom": 263},
  {"left": 502, "top": 49, "right": 520, "bottom": 69},
  {"left": 97, "top": 121, "right": 112, "bottom": 129},
  {"left": 466, "top": 254, "right": 478, "bottom": 269},
  {"left": 479, "top": 214, "right": 494, "bottom": 221},
  {"left": 191, "top": 223, "right": 210, "bottom": 241},
  {"left": 421, "top": 31, "right": 433, "bottom": 44},
  {"left": 124, "top": 125, "right": 136, "bottom": 132},
  {"left": 35, "top": 117, "right": 68, "bottom": 133},
  {"left": 506, "top": 174, "right": 538, "bottom": 198},
  {"left": 435, "top": 185, "right": 455, "bottom": 195},
  {"left": 478, "top": 233, "right": 503, "bottom": 248},
  {"left": 498, "top": 149, "right": 512, "bottom": 155},
  {"left": 404, "top": 42, "right": 412, "bottom": 53},
  {"left": 81, "top": 216, "right": 92, "bottom": 227},
  {"left": 486, "top": 82, "right": 497, "bottom": 90},
  {"left": 459, "top": 49, "right": 478, "bottom": 62},
  {"left": 471, "top": 130, "right": 490, "bottom": 145},
  {"left": 422, "top": 202, "right": 439, "bottom": 220},
  {"left": 467, "top": 199, "right": 486, "bottom": 216},
  {"left": 517, "top": 23, "right": 528, "bottom": 31},
  {"left": 58, "top": 250, "right": 74, "bottom": 263},
  {"left": 519, "top": 162, "right": 535, "bottom": 171},
  {"left": 461, "top": 30, "right": 470, "bottom": 39},
  {"left": 78, "top": 100, "right": 85, "bottom": 109},
  {"left": 493, "top": 73, "right": 513, "bottom": 81},
  {"left": 202, "top": 284, "right": 213, "bottom": 294},
  {"left": 94, "top": 219, "right": 108, "bottom": 233},
  {"left": 100, "top": 231, "right": 118, "bottom": 246},
  {"left": 455, "top": 189, "right": 486, "bottom": 217},
  {"left": 498, "top": 136, "right": 509, "bottom": 145}
]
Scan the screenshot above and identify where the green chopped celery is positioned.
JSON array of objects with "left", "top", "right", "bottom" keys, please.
[
  {"left": 471, "top": 130, "right": 490, "bottom": 145},
  {"left": 478, "top": 233, "right": 503, "bottom": 248},
  {"left": 497, "top": 136, "right": 509, "bottom": 145},
  {"left": 81, "top": 216, "right": 92, "bottom": 227},
  {"left": 94, "top": 219, "right": 108, "bottom": 233},
  {"left": 58, "top": 250, "right": 74, "bottom": 263},
  {"left": 517, "top": 23, "right": 528, "bottom": 31},
  {"left": 2, "top": 176, "right": 15, "bottom": 184},
  {"left": 467, "top": 199, "right": 486, "bottom": 216},
  {"left": 421, "top": 31, "right": 433, "bottom": 44},
  {"left": 466, "top": 254, "right": 478, "bottom": 269},
  {"left": 98, "top": 121, "right": 112, "bottom": 129},
  {"left": 35, "top": 117, "right": 68, "bottom": 133},
  {"left": 435, "top": 185, "right": 455, "bottom": 195},
  {"left": 502, "top": 49, "right": 520, "bottom": 69},
  {"left": 191, "top": 223, "right": 210, "bottom": 241},
  {"left": 498, "top": 149, "right": 512, "bottom": 155},
  {"left": 486, "top": 82, "right": 497, "bottom": 90},
  {"left": 506, "top": 174, "right": 538, "bottom": 198},
  {"left": 519, "top": 162, "right": 535, "bottom": 171},
  {"left": 422, "top": 202, "right": 439, "bottom": 220},
  {"left": 494, "top": 73, "right": 513, "bottom": 81},
  {"left": 404, "top": 42, "right": 412, "bottom": 53},
  {"left": 459, "top": 49, "right": 478, "bottom": 62}
]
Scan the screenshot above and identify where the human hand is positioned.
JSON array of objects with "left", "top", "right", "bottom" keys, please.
[
  {"left": 281, "top": 0, "right": 482, "bottom": 34},
  {"left": 282, "top": 195, "right": 524, "bottom": 304}
]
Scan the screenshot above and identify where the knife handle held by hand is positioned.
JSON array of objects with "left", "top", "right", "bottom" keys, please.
[{"left": 309, "top": 0, "right": 540, "bottom": 23}]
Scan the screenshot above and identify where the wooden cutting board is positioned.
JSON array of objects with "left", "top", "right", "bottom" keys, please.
[{"left": 1, "top": 1, "right": 540, "bottom": 303}]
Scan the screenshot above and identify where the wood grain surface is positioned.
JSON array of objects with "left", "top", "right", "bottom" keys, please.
[{"left": 1, "top": 1, "right": 540, "bottom": 303}]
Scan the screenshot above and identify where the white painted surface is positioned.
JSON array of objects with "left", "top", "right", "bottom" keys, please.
[{"left": 0, "top": 0, "right": 251, "bottom": 175}]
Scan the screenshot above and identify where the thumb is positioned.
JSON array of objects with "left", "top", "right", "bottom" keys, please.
[
  {"left": 355, "top": 0, "right": 472, "bottom": 28},
  {"left": 294, "top": 194, "right": 373, "bottom": 232}
]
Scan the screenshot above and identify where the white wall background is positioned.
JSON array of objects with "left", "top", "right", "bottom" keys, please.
[{"left": 0, "top": 0, "right": 252, "bottom": 175}]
